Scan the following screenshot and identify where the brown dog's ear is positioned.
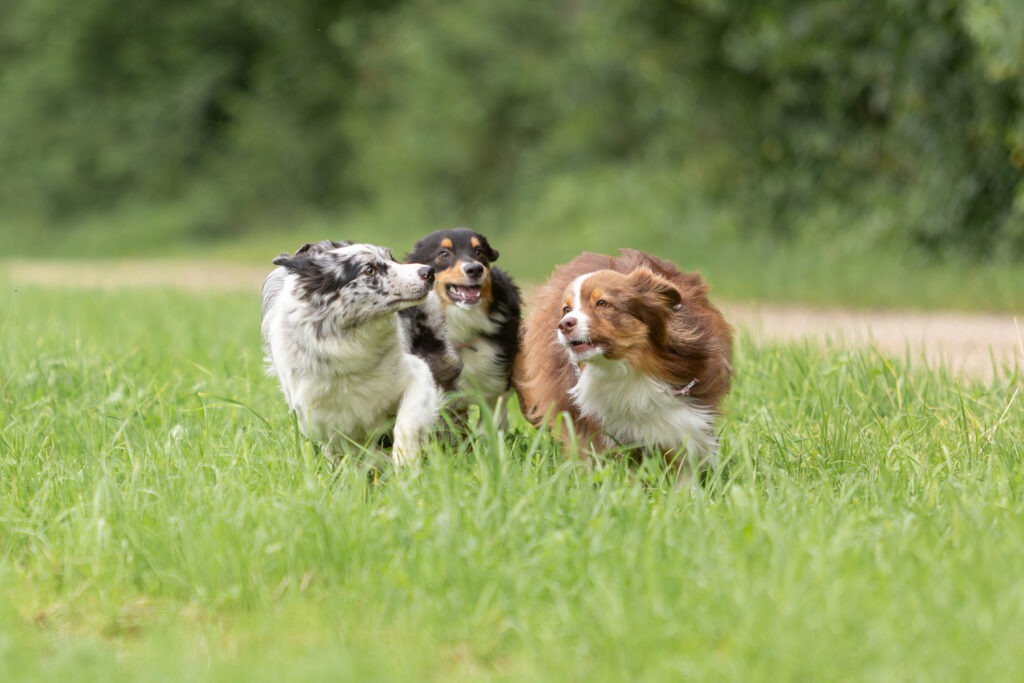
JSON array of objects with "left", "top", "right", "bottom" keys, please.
[
  {"left": 626, "top": 268, "right": 681, "bottom": 308},
  {"left": 623, "top": 269, "right": 681, "bottom": 344}
]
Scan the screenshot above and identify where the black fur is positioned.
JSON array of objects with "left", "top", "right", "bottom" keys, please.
[
  {"left": 479, "top": 266, "right": 521, "bottom": 381},
  {"left": 399, "top": 305, "right": 462, "bottom": 391},
  {"left": 273, "top": 240, "right": 363, "bottom": 305}
]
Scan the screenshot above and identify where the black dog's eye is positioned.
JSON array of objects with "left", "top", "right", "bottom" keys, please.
[
  {"left": 362, "top": 264, "right": 376, "bottom": 277},
  {"left": 562, "top": 305, "right": 571, "bottom": 315},
  {"left": 436, "top": 249, "right": 451, "bottom": 260},
  {"left": 474, "top": 247, "right": 486, "bottom": 259},
  {"left": 595, "top": 299, "right": 608, "bottom": 307}
]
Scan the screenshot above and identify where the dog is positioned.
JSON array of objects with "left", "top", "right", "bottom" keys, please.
[
  {"left": 261, "top": 240, "right": 447, "bottom": 466},
  {"left": 514, "top": 249, "right": 732, "bottom": 476},
  {"left": 404, "top": 228, "right": 522, "bottom": 421}
]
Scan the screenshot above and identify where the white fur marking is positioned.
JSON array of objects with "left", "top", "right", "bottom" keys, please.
[
  {"left": 556, "top": 273, "right": 593, "bottom": 353},
  {"left": 446, "top": 301, "right": 507, "bottom": 404},
  {"left": 570, "top": 358, "right": 718, "bottom": 463}
]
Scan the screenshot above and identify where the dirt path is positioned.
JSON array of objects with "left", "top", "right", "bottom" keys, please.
[
  {"left": 724, "top": 304, "right": 1021, "bottom": 381},
  {"left": 6, "top": 259, "right": 270, "bottom": 293},
  {"left": 6, "top": 259, "right": 1022, "bottom": 382}
]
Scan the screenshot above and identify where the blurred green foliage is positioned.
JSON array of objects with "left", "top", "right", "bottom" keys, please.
[{"left": 1, "top": 0, "right": 1022, "bottom": 256}]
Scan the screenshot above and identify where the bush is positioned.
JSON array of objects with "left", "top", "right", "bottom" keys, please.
[
  {"left": 0, "top": 0, "right": 1021, "bottom": 256},
  {"left": 0, "top": 0, "right": 394, "bottom": 226}
]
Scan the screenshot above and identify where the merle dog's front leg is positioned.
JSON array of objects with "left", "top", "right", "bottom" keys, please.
[{"left": 392, "top": 356, "right": 441, "bottom": 467}]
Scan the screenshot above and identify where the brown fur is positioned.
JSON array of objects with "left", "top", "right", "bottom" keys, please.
[
  {"left": 513, "top": 249, "right": 733, "bottom": 451},
  {"left": 433, "top": 261, "right": 494, "bottom": 316}
]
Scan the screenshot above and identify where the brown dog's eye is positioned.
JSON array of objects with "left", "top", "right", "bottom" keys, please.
[
  {"left": 595, "top": 299, "right": 607, "bottom": 307},
  {"left": 562, "top": 305, "right": 571, "bottom": 315}
]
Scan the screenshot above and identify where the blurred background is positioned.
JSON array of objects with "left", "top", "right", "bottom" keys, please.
[{"left": 2, "top": 0, "right": 1023, "bottom": 306}]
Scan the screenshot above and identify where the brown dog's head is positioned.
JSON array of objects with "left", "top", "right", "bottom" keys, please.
[
  {"left": 406, "top": 228, "right": 500, "bottom": 311},
  {"left": 556, "top": 268, "right": 683, "bottom": 366}
]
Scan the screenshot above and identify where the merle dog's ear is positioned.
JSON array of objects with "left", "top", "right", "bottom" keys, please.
[
  {"left": 293, "top": 240, "right": 351, "bottom": 256},
  {"left": 273, "top": 253, "right": 318, "bottom": 278}
]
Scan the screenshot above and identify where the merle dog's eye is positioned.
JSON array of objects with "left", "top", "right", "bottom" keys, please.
[
  {"left": 562, "top": 305, "right": 572, "bottom": 315},
  {"left": 595, "top": 299, "right": 608, "bottom": 307},
  {"left": 362, "top": 264, "right": 376, "bottom": 277}
]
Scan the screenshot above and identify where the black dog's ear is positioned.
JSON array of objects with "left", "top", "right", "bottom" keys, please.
[
  {"left": 405, "top": 235, "right": 431, "bottom": 262},
  {"left": 477, "top": 235, "right": 500, "bottom": 263}
]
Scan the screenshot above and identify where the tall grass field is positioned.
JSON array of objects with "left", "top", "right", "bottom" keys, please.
[{"left": 1, "top": 282, "right": 1022, "bottom": 681}]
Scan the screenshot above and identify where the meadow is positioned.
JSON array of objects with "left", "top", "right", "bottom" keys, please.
[
  {"left": 1, "top": 278, "right": 1022, "bottom": 682},
  {"left": 5, "top": 1, "right": 1023, "bottom": 675}
]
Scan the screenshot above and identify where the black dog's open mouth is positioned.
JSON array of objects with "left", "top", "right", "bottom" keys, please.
[{"left": 446, "top": 284, "right": 482, "bottom": 305}]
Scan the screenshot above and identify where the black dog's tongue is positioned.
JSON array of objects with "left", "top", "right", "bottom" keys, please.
[{"left": 448, "top": 284, "right": 482, "bottom": 304}]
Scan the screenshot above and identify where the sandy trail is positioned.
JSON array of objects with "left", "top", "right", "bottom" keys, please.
[
  {"left": 725, "top": 304, "right": 1021, "bottom": 381},
  {"left": 6, "top": 259, "right": 1022, "bottom": 381}
]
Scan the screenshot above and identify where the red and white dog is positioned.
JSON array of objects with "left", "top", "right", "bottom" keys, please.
[{"left": 514, "top": 249, "right": 732, "bottom": 475}]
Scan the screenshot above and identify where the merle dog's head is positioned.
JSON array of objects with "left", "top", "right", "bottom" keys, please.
[{"left": 272, "top": 240, "right": 435, "bottom": 329}]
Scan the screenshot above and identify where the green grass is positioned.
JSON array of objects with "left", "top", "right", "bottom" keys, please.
[{"left": 1, "top": 282, "right": 1023, "bottom": 681}]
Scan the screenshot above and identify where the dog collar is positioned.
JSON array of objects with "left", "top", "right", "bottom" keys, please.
[{"left": 672, "top": 378, "right": 700, "bottom": 396}]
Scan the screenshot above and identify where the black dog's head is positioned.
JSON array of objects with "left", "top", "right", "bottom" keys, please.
[{"left": 406, "top": 228, "right": 500, "bottom": 310}]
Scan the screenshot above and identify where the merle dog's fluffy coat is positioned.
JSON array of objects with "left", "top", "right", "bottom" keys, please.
[
  {"left": 403, "top": 228, "right": 522, "bottom": 417},
  {"left": 261, "top": 240, "right": 454, "bottom": 465}
]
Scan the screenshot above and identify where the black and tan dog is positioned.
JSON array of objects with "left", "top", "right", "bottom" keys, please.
[{"left": 403, "top": 228, "right": 522, "bottom": 420}]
